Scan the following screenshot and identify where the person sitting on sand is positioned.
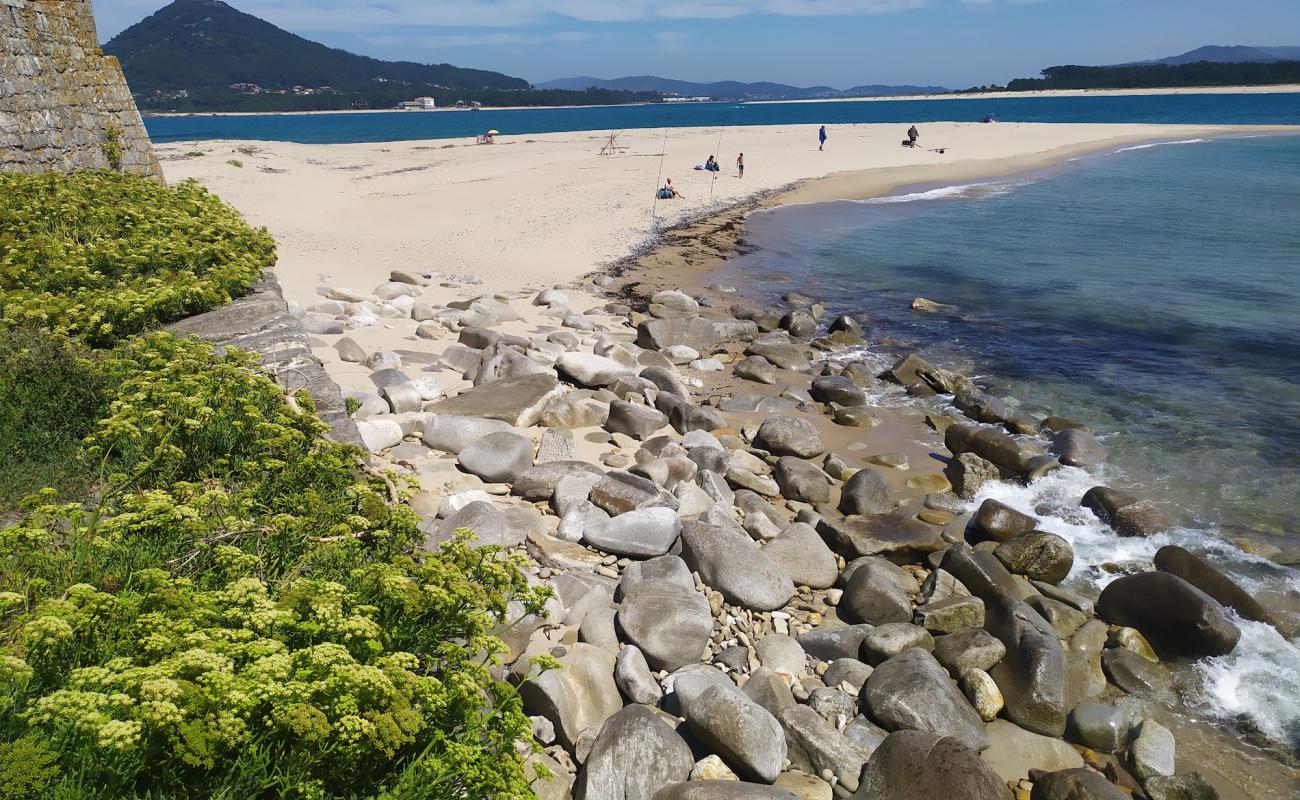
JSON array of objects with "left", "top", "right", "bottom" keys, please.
[
  {"left": 657, "top": 179, "right": 684, "bottom": 199},
  {"left": 705, "top": 155, "right": 720, "bottom": 172}
]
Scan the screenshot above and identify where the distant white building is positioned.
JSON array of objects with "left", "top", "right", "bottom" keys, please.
[{"left": 398, "top": 96, "right": 437, "bottom": 110}]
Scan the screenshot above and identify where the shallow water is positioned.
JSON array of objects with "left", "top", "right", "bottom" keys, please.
[
  {"left": 144, "top": 92, "right": 1300, "bottom": 144},
  {"left": 712, "top": 133, "right": 1300, "bottom": 753}
]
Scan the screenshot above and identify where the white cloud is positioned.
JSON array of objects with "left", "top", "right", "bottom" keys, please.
[{"left": 654, "top": 31, "right": 692, "bottom": 52}]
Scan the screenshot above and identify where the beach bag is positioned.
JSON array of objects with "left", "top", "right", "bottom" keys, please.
[{"left": 657, "top": 188, "right": 674, "bottom": 199}]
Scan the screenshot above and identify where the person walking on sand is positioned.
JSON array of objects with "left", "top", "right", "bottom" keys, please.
[
  {"left": 907, "top": 125, "right": 919, "bottom": 146},
  {"left": 737, "top": 152, "right": 745, "bottom": 178},
  {"left": 819, "top": 126, "right": 827, "bottom": 151}
]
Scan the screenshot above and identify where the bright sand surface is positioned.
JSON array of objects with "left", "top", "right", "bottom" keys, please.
[{"left": 159, "top": 121, "right": 1262, "bottom": 311}]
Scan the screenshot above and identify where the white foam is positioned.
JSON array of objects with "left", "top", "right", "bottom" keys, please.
[
  {"left": 1113, "top": 138, "right": 1208, "bottom": 153},
  {"left": 1194, "top": 618, "right": 1300, "bottom": 750},
  {"left": 853, "top": 179, "right": 1029, "bottom": 205}
]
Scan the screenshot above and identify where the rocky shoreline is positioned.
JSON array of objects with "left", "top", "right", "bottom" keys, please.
[{"left": 285, "top": 253, "right": 1300, "bottom": 800}]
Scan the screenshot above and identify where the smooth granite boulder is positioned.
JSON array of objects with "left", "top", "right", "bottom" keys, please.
[
  {"left": 735, "top": 355, "right": 778, "bottom": 384},
  {"left": 1101, "top": 647, "right": 1174, "bottom": 703},
  {"left": 853, "top": 730, "right": 1010, "bottom": 800},
  {"left": 428, "top": 501, "right": 519, "bottom": 549},
  {"left": 1081, "top": 486, "right": 1172, "bottom": 538},
  {"left": 428, "top": 372, "right": 563, "bottom": 427},
  {"left": 932, "top": 628, "right": 1007, "bottom": 678},
  {"left": 583, "top": 506, "right": 682, "bottom": 558},
  {"left": 591, "top": 471, "right": 680, "bottom": 515},
  {"left": 457, "top": 431, "right": 534, "bottom": 483},
  {"left": 617, "top": 578, "right": 712, "bottom": 671},
  {"left": 838, "top": 468, "right": 898, "bottom": 516},
  {"left": 778, "top": 704, "right": 869, "bottom": 792},
  {"left": 421, "top": 415, "right": 516, "bottom": 454},
  {"left": 637, "top": 317, "right": 720, "bottom": 351},
  {"left": 842, "top": 558, "right": 914, "bottom": 625},
  {"left": 742, "top": 667, "right": 798, "bottom": 718},
  {"left": 860, "top": 648, "right": 990, "bottom": 752},
  {"left": 1051, "top": 428, "right": 1107, "bottom": 468},
  {"left": 798, "top": 625, "right": 875, "bottom": 663},
  {"left": 558, "top": 352, "right": 635, "bottom": 388},
  {"left": 861, "top": 623, "right": 935, "bottom": 666},
  {"left": 810, "top": 375, "right": 867, "bottom": 407},
  {"left": 1153, "top": 544, "right": 1276, "bottom": 627},
  {"left": 970, "top": 499, "right": 1039, "bottom": 543},
  {"left": 606, "top": 400, "right": 669, "bottom": 440},
  {"left": 614, "top": 646, "right": 663, "bottom": 705},
  {"left": 994, "top": 532, "right": 1075, "bottom": 584},
  {"left": 520, "top": 643, "right": 623, "bottom": 749},
  {"left": 984, "top": 598, "right": 1068, "bottom": 738},
  {"left": 679, "top": 520, "right": 795, "bottom": 611},
  {"left": 577, "top": 705, "right": 693, "bottom": 800},
  {"left": 774, "top": 457, "right": 833, "bottom": 505},
  {"left": 762, "top": 522, "right": 839, "bottom": 589},
  {"left": 681, "top": 685, "right": 787, "bottom": 783},
  {"left": 754, "top": 415, "right": 824, "bottom": 458},
  {"left": 1030, "top": 769, "right": 1127, "bottom": 800},
  {"left": 745, "top": 333, "right": 813, "bottom": 373},
  {"left": 981, "top": 719, "right": 1083, "bottom": 783},
  {"left": 1096, "top": 571, "right": 1240, "bottom": 657},
  {"left": 945, "top": 423, "right": 1044, "bottom": 476}
]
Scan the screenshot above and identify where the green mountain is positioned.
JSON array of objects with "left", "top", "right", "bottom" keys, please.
[
  {"left": 104, "top": 0, "right": 649, "bottom": 111},
  {"left": 536, "top": 75, "right": 948, "bottom": 100}
]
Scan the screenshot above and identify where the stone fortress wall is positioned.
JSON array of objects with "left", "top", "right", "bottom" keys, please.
[{"left": 0, "top": 0, "right": 159, "bottom": 176}]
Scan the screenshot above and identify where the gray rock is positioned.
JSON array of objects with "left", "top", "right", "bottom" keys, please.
[
  {"left": 838, "top": 468, "right": 898, "bottom": 516},
  {"left": 1142, "top": 773, "right": 1221, "bottom": 800},
  {"left": 617, "top": 554, "right": 695, "bottom": 598},
  {"left": 915, "top": 596, "right": 986, "bottom": 634},
  {"left": 637, "top": 317, "right": 719, "bottom": 351},
  {"left": 854, "top": 730, "right": 1009, "bottom": 800},
  {"left": 473, "top": 345, "right": 549, "bottom": 385},
  {"left": 755, "top": 634, "right": 806, "bottom": 682},
  {"left": 668, "top": 402, "right": 725, "bottom": 435},
  {"left": 861, "top": 623, "right": 935, "bottom": 665},
  {"left": 1096, "top": 571, "right": 1240, "bottom": 657},
  {"left": 640, "top": 366, "right": 691, "bottom": 399},
  {"left": 577, "top": 705, "right": 694, "bottom": 800},
  {"left": 780, "top": 308, "right": 817, "bottom": 337},
  {"left": 860, "top": 648, "right": 989, "bottom": 752},
  {"left": 1153, "top": 545, "right": 1277, "bottom": 628},
  {"left": 981, "top": 719, "right": 1083, "bottom": 783},
  {"left": 994, "top": 532, "right": 1075, "bottom": 584},
  {"left": 970, "top": 499, "right": 1039, "bottom": 543},
  {"left": 779, "top": 704, "right": 868, "bottom": 791},
  {"left": 591, "top": 471, "right": 680, "bottom": 515},
  {"left": 985, "top": 598, "right": 1068, "bottom": 738},
  {"left": 428, "top": 373, "right": 564, "bottom": 427},
  {"left": 774, "top": 457, "right": 833, "bottom": 504},
  {"left": 1064, "top": 621, "right": 1109, "bottom": 710},
  {"left": 558, "top": 352, "right": 634, "bottom": 388},
  {"left": 679, "top": 520, "right": 795, "bottom": 611},
  {"left": 932, "top": 628, "right": 1006, "bottom": 678},
  {"left": 746, "top": 333, "right": 813, "bottom": 373},
  {"left": 945, "top": 423, "right": 1044, "bottom": 476},
  {"left": 537, "top": 428, "right": 578, "bottom": 464},
  {"left": 1129, "top": 719, "right": 1176, "bottom": 782},
  {"left": 824, "top": 659, "right": 874, "bottom": 692},
  {"left": 940, "top": 543, "right": 1022, "bottom": 603},
  {"left": 1030, "top": 769, "right": 1126, "bottom": 800},
  {"left": 946, "top": 452, "right": 1000, "bottom": 499},
  {"left": 1102, "top": 647, "right": 1174, "bottom": 703},
  {"left": 1081, "top": 486, "right": 1172, "bottom": 538},
  {"left": 843, "top": 716, "right": 890, "bottom": 756},
  {"left": 742, "top": 667, "right": 798, "bottom": 717},
  {"left": 606, "top": 400, "right": 669, "bottom": 440},
  {"left": 797, "top": 625, "right": 875, "bottom": 663},
  {"left": 302, "top": 314, "right": 344, "bottom": 335},
  {"left": 652, "top": 783, "right": 799, "bottom": 800},
  {"left": 720, "top": 394, "right": 800, "bottom": 413},
  {"left": 1067, "top": 702, "right": 1129, "bottom": 753},
  {"left": 584, "top": 506, "right": 682, "bottom": 558},
  {"left": 429, "top": 501, "right": 520, "bottom": 549},
  {"left": 815, "top": 514, "right": 946, "bottom": 562},
  {"left": 520, "top": 643, "right": 623, "bottom": 749},
  {"left": 810, "top": 375, "right": 867, "bottom": 406},
  {"left": 843, "top": 558, "right": 914, "bottom": 625},
  {"left": 514, "top": 460, "right": 606, "bottom": 502},
  {"left": 681, "top": 685, "right": 787, "bottom": 783},
  {"left": 618, "top": 578, "right": 712, "bottom": 671},
  {"left": 762, "top": 522, "right": 839, "bottom": 589},
  {"left": 615, "top": 646, "right": 664, "bottom": 705},
  {"left": 753, "top": 415, "right": 824, "bottom": 458},
  {"left": 735, "top": 355, "right": 778, "bottom": 384},
  {"left": 1051, "top": 428, "right": 1106, "bottom": 468},
  {"left": 1026, "top": 596, "right": 1088, "bottom": 639},
  {"left": 457, "top": 431, "right": 534, "bottom": 483},
  {"left": 334, "top": 337, "right": 366, "bottom": 362},
  {"left": 580, "top": 606, "right": 620, "bottom": 652}
]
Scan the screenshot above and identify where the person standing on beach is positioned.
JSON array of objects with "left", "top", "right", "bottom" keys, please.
[
  {"left": 737, "top": 152, "right": 745, "bottom": 178},
  {"left": 907, "top": 125, "right": 919, "bottom": 145},
  {"left": 819, "top": 126, "right": 827, "bottom": 151}
]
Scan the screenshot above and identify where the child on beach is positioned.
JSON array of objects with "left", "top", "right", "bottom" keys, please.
[{"left": 737, "top": 153, "right": 745, "bottom": 178}]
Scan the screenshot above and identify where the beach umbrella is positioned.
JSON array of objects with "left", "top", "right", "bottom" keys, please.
[{"left": 487, "top": 130, "right": 499, "bottom": 135}]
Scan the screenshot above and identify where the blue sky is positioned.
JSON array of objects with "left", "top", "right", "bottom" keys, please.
[{"left": 93, "top": 0, "right": 1300, "bottom": 88}]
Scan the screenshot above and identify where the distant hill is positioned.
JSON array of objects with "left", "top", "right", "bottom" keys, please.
[
  {"left": 999, "top": 59, "right": 1300, "bottom": 92},
  {"left": 536, "top": 75, "right": 947, "bottom": 101},
  {"left": 1147, "top": 45, "right": 1300, "bottom": 66},
  {"left": 104, "top": 0, "right": 654, "bottom": 111}
]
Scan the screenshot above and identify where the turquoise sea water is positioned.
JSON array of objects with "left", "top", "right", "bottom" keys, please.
[
  {"left": 144, "top": 91, "right": 1300, "bottom": 143},
  {"left": 713, "top": 133, "right": 1300, "bottom": 751}
]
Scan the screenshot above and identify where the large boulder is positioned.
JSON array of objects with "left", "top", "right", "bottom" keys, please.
[
  {"left": 842, "top": 558, "right": 914, "bottom": 625},
  {"left": 1095, "top": 571, "right": 1240, "bottom": 657},
  {"left": 774, "top": 457, "right": 833, "bottom": 505},
  {"left": 514, "top": 460, "right": 605, "bottom": 501},
  {"left": 421, "top": 415, "right": 516, "bottom": 454},
  {"left": 591, "top": 471, "right": 680, "bottom": 515},
  {"left": 945, "top": 423, "right": 1044, "bottom": 476},
  {"left": 816, "top": 514, "right": 945, "bottom": 562},
  {"left": 746, "top": 333, "right": 813, "bottom": 373},
  {"left": 427, "top": 373, "right": 564, "bottom": 427},
  {"left": 1153, "top": 544, "right": 1276, "bottom": 627},
  {"left": 1051, "top": 428, "right": 1106, "bottom": 468},
  {"left": 428, "top": 501, "right": 519, "bottom": 549},
  {"left": 798, "top": 625, "right": 875, "bottom": 663},
  {"left": 681, "top": 685, "right": 787, "bottom": 783},
  {"left": 860, "top": 648, "right": 990, "bottom": 752},
  {"left": 457, "top": 431, "right": 534, "bottom": 483},
  {"left": 679, "top": 520, "right": 795, "bottom": 611},
  {"left": 762, "top": 522, "right": 839, "bottom": 589},
  {"left": 970, "top": 499, "right": 1038, "bottom": 543},
  {"left": 941, "top": 543, "right": 1022, "bottom": 603},
  {"left": 577, "top": 705, "right": 694, "bottom": 800},
  {"left": 1081, "top": 487, "right": 1171, "bottom": 537},
  {"left": 993, "top": 532, "right": 1074, "bottom": 584},
  {"left": 838, "top": 468, "right": 898, "bottom": 516},
  {"left": 558, "top": 352, "right": 635, "bottom": 388},
  {"left": 1030, "top": 769, "right": 1127, "bottom": 800},
  {"left": 984, "top": 598, "right": 1068, "bottom": 738},
  {"left": 520, "top": 643, "right": 623, "bottom": 749},
  {"left": 637, "top": 317, "right": 719, "bottom": 351},
  {"left": 778, "top": 704, "right": 869, "bottom": 792},
  {"left": 754, "top": 416, "right": 824, "bottom": 458},
  {"left": 981, "top": 719, "right": 1083, "bottom": 783},
  {"left": 810, "top": 375, "right": 867, "bottom": 406},
  {"left": 606, "top": 400, "right": 669, "bottom": 440},
  {"left": 854, "top": 730, "right": 1010, "bottom": 800},
  {"left": 583, "top": 506, "right": 682, "bottom": 558},
  {"left": 617, "top": 578, "right": 712, "bottom": 671}
]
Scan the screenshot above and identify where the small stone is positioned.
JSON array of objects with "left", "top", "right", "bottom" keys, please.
[
  {"left": 1129, "top": 719, "right": 1176, "bottom": 782},
  {"left": 960, "top": 669, "right": 1004, "bottom": 722},
  {"left": 690, "top": 755, "right": 739, "bottom": 782}
]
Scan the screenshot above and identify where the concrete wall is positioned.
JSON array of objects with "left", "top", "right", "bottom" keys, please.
[{"left": 0, "top": 0, "right": 159, "bottom": 176}]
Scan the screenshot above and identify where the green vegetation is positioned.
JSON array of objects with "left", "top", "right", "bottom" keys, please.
[
  {"left": 102, "top": 123, "right": 123, "bottom": 171},
  {"left": 227, "top": 159, "right": 245, "bottom": 168},
  {"left": 0, "top": 172, "right": 549, "bottom": 799},
  {"left": 998, "top": 59, "right": 1300, "bottom": 91}
]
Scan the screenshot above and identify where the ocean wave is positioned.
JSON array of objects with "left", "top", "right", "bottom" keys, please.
[
  {"left": 1113, "top": 138, "right": 1208, "bottom": 153},
  {"left": 854, "top": 180, "right": 1028, "bottom": 205},
  {"left": 968, "top": 469, "right": 1300, "bottom": 753}
]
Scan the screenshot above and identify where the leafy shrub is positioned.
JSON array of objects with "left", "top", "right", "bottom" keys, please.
[{"left": 0, "top": 172, "right": 273, "bottom": 346}]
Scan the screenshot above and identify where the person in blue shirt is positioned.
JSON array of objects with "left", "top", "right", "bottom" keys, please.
[{"left": 819, "top": 125, "right": 828, "bottom": 151}]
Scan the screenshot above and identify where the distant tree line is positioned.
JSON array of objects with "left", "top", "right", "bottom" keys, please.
[
  {"left": 998, "top": 60, "right": 1300, "bottom": 91},
  {"left": 134, "top": 86, "right": 663, "bottom": 113}
]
